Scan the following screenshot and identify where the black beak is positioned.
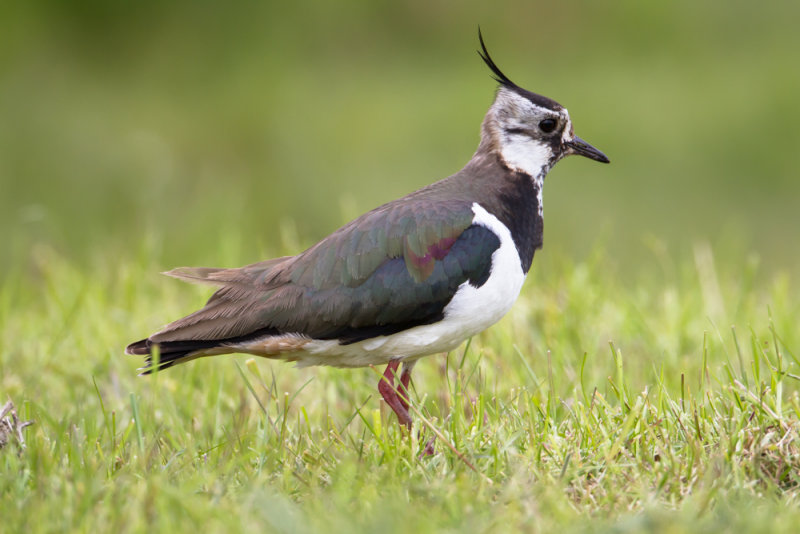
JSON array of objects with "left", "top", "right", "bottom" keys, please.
[{"left": 565, "top": 136, "right": 610, "bottom": 164}]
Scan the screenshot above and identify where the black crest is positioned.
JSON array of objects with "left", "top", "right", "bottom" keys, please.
[
  {"left": 478, "top": 28, "right": 519, "bottom": 89},
  {"left": 477, "top": 29, "right": 563, "bottom": 112}
]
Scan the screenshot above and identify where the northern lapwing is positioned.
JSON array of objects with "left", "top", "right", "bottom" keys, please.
[{"left": 126, "top": 32, "right": 610, "bottom": 428}]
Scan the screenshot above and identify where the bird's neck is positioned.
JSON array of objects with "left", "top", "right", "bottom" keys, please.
[{"left": 460, "top": 149, "right": 544, "bottom": 274}]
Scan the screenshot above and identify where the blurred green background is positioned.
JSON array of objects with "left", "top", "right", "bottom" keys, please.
[{"left": 1, "top": 0, "right": 798, "bottom": 276}]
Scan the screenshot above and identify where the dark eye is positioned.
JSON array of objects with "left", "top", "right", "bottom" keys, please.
[{"left": 539, "top": 118, "right": 557, "bottom": 133}]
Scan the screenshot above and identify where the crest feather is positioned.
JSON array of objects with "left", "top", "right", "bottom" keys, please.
[
  {"left": 477, "top": 28, "right": 519, "bottom": 90},
  {"left": 477, "top": 28, "right": 563, "bottom": 112}
]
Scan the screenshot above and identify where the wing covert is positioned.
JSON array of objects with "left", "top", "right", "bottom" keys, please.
[{"left": 150, "top": 201, "right": 502, "bottom": 346}]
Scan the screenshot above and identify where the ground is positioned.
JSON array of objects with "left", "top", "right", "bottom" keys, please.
[{"left": 2, "top": 242, "right": 798, "bottom": 533}]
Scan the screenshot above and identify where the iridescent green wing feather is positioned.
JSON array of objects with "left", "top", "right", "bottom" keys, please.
[{"left": 150, "top": 199, "right": 500, "bottom": 344}]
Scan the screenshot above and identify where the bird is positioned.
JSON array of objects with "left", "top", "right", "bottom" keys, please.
[{"left": 126, "top": 31, "right": 610, "bottom": 429}]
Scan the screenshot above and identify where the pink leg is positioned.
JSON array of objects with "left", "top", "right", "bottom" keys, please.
[
  {"left": 378, "top": 361, "right": 434, "bottom": 454},
  {"left": 399, "top": 364, "right": 413, "bottom": 411},
  {"left": 378, "top": 360, "right": 412, "bottom": 428}
]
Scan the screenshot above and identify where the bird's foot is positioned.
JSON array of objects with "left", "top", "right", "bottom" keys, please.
[{"left": 419, "top": 436, "right": 436, "bottom": 457}]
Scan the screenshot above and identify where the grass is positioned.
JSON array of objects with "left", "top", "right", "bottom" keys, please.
[
  {"left": 1, "top": 238, "right": 799, "bottom": 533},
  {"left": 3, "top": 3, "right": 800, "bottom": 531}
]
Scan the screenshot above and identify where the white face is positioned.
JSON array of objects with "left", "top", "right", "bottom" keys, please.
[{"left": 490, "top": 88, "right": 574, "bottom": 178}]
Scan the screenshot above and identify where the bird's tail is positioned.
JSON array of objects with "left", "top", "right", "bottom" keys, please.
[
  {"left": 125, "top": 338, "right": 224, "bottom": 374},
  {"left": 126, "top": 257, "right": 292, "bottom": 374}
]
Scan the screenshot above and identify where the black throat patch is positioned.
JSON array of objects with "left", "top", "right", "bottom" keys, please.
[{"left": 485, "top": 160, "right": 543, "bottom": 274}]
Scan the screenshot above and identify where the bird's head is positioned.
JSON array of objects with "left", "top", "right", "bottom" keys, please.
[{"left": 477, "top": 31, "right": 610, "bottom": 178}]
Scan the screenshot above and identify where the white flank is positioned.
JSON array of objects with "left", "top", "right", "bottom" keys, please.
[{"left": 288, "top": 202, "right": 527, "bottom": 368}]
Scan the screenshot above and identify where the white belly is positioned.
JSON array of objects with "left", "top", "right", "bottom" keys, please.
[{"left": 290, "top": 202, "right": 527, "bottom": 368}]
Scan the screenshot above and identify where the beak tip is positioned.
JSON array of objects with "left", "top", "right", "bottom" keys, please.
[{"left": 566, "top": 136, "right": 610, "bottom": 164}]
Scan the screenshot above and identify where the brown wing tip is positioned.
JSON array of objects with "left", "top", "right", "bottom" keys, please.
[
  {"left": 162, "top": 267, "right": 227, "bottom": 286},
  {"left": 126, "top": 339, "right": 150, "bottom": 355}
]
